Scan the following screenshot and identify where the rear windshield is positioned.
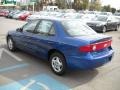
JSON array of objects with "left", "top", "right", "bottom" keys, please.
[
  {"left": 95, "top": 16, "right": 108, "bottom": 21},
  {"left": 62, "top": 20, "right": 97, "bottom": 36}
]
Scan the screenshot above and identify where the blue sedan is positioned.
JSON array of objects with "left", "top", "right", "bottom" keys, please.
[{"left": 6, "top": 18, "right": 114, "bottom": 75}]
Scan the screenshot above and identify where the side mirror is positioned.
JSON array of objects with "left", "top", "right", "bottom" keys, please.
[{"left": 16, "top": 28, "right": 23, "bottom": 32}]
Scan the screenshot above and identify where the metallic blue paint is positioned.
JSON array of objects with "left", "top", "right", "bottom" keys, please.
[{"left": 7, "top": 19, "right": 114, "bottom": 70}]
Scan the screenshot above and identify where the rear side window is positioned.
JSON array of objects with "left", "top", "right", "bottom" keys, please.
[
  {"left": 49, "top": 26, "right": 55, "bottom": 35},
  {"left": 62, "top": 20, "right": 97, "bottom": 36}
]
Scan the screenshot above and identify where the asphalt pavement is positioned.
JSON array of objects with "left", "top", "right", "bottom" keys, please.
[{"left": 0, "top": 17, "right": 120, "bottom": 90}]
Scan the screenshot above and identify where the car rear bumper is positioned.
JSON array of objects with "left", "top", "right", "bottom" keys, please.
[{"left": 66, "top": 50, "right": 114, "bottom": 69}]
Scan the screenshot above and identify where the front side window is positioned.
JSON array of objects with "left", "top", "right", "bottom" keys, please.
[
  {"left": 95, "top": 16, "right": 108, "bottom": 22},
  {"left": 23, "top": 20, "right": 39, "bottom": 32},
  {"left": 36, "top": 20, "right": 53, "bottom": 35}
]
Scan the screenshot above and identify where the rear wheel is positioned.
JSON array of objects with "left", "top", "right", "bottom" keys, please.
[
  {"left": 7, "top": 37, "right": 16, "bottom": 51},
  {"left": 49, "top": 52, "right": 67, "bottom": 75},
  {"left": 102, "top": 26, "right": 107, "bottom": 33}
]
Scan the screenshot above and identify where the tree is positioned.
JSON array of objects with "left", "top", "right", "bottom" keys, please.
[
  {"left": 82, "top": 0, "right": 89, "bottom": 10},
  {"left": 66, "top": 0, "right": 73, "bottom": 9},
  {"left": 101, "top": 5, "right": 117, "bottom": 13},
  {"left": 101, "top": 5, "right": 111, "bottom": 12},
  {"left": 55, "top": 0, "right": 66, "bottom": 9},
  {"left": 89, "top": 0, "right": 101, "bottom": 11},
  {"left": 73, "top": 0, "right": 83, "bottom": 10},
  {"left": 111, "top": 8, "right": 116, "bottom": 13},
  {"left": 117, "top": 9, "right": 120, "bottom": 12}
]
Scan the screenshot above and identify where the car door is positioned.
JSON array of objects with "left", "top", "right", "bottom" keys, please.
[
  {"left": 29, "top": 20, "right": 57, "bottom": 59},
  {"left": 14, "top": 20, "right": 39, "bottom": 52},
  {"left": 111, "top": 16, "right": 118, "bottom": 29},
  {"left": 107, "top": 16, "right": 116, "bottom": 30},
  {"left": 106, "top": 16, "right": 113, "bottom": 30}
]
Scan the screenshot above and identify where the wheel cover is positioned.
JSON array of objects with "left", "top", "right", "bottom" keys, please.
[
  {"left": 8, "top": 39, "right": 13, "bottom": 50},
  {"left": 103, "top": 27, "right": 106, "bottom": 33},
  {"left": 51, "top": 56, "right": 63, "bottom": 72}
]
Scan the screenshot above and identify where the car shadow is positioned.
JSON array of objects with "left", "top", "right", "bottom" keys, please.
[{"left": 50, "top": 69, "right": 98, "bottom": 88}]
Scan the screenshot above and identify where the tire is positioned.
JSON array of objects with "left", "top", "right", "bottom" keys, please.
[
  {"left": 102, "top": 26, "right": 107, "bottom": 33},
  {"left": 7, "top": 37, "right": 16, "bottom": 51},
  {"left": 49, "top": 52, "right": 67, "bottom": 75},
  {"left": 115, "top": 25, "right": 119, "bottom": 31}
]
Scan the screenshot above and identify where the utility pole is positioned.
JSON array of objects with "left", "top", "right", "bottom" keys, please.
[
  {"left": 27, "top": 0, "right": 29, "bottom": 11},
  {"left": 32, "top": 2, "right": 35, "bottom": 12}
]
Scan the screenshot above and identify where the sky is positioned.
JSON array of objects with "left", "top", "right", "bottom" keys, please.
[{"left": 101, "top": 0, "right": 120, "bottom": 9}]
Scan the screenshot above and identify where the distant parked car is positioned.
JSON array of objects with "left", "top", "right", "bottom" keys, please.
[
  {"left": 62, "top": 13, "right": 83, "bottom": 19},
  {"left": 19, "top": 11, "right": 31, "bottom": 21},
  {"left": 114, "top": 12, "right": 120, "bottom": 22},
  {"left": 7, "top": 18, "right": 114, "bottom": 75},
  {"left": 26, "top": 11, "right": 60, "bottom": 21},
  {"left": 0, "top": 9, "right": 9, "bottom": 17},
  {"left": 81, "top": 14, "right": 97, "bottom": 22},
  {"left": 87, "top": 15, "right": 120, "bottom": 33},
  {"left": 13, "top": 11, "right": 29, "bottom": 20},
  {"left": 99, "top": 12, "right": 112, "bottom": 16},
  {"left": 7, "top": 10, "right": 20, "bottom": 18},
  {"left": 26, "top": 12, "right": 42, "bottom": 21}
]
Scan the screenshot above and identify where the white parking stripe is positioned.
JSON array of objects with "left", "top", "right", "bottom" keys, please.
[
  {"left": 37, "top": 82, "right": 50, "bottom": 90},
  {"left": 20, "top": 80, "right": 36, "bottom": 90},
  {"left": 0, "top": 48, "right": 22, "bottom": 62}
]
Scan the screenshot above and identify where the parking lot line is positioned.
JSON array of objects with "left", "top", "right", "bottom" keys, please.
[
  {"left": 0, "top": 63, "right": 28, "bottom": 73},
  {"left": 0, "top": 74, "right": 70, "bottom": 90},
  {"left": 0, "top": 48, "right": 23, "bottom": 62},
  {"left": 20, "top": 80, "right": 36, "bottom": 90}
]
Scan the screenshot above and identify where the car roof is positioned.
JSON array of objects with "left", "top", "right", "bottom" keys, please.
[{"left": 36, "top": 17, "right": 83, "bottom": 22}]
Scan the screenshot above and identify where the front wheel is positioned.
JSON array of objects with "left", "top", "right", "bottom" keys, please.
[
  {"left": 115, "top": 25, "right": 119, "bottom": 31},
  {"left": 7, "top": 37, "right": 16, "bottom": 51},
  {"left": 102, "top": 26, "right": 107, "bottom": 33},
  {"left": 49, "top": 52, "right": 67, "bottom": 75}
]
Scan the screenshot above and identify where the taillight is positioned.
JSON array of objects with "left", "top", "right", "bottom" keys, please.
[{"left": 80, "top": 40, "right": 112, "bottom": 52}]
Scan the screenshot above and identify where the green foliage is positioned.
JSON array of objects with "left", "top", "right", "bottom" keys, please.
[
  {"left": 102, "top": 5, "right": 111, "bottom": 12},
  {"left": 73, "top": 0, "right": 89, "bottom": 10},
  {"left": 117, "top": 9, "right": 120, "bottom": 12},
  {"left": 16, "top": 0, "right": 117, "bottom": 12},
  {"left": 89, "top": 0, "right": 101, "bottom": 11},
  {"left": 82, "top": 0, "right": 89, "bottom": 10},
  {"left": 55, "top": 0, "right": 67, "bottom": 9},
  {"left": 111, "top": 8, "right": 116, "bottom": 13},
  {"left": 102, "top": 5, "right": 116, "bottom": 13}
]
